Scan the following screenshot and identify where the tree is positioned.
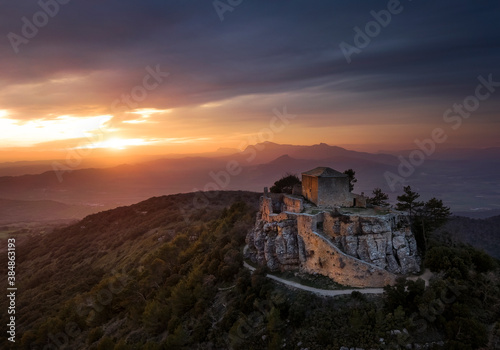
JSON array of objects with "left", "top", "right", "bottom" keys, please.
[
  {"left": 343, "top": 169, "right": 357, "bottom": 192},
  {"left": 421, "top": 198, "right": 451, "bottom": 229},
  {"left": 270, "top": 174, "right": 301, "bottom": 194},
  {"left": 396, "top": 186, "right": 423, "bottom": 217},
  {"left": 414, "top": 198, "right": 451, "bottom": 253},
  {"left": 369, "top": 188, "right": 389, "bottom": 206}
]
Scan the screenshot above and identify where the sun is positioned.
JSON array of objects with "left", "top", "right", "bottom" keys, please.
[
  {"left": 104, "top": 138, "right": 128, "bottom": 150},
  {"left": 97, "top": 138, "right": 153, "bottom": 150}
]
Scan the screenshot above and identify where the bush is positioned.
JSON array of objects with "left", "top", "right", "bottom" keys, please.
[{"left": 270, "top": 174, "right": 301, "bottom": 194}]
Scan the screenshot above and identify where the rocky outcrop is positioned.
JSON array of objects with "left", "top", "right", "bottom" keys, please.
[
  {"left": 245, "top": 196, "right": 422, "bottom": 287},
  {"left": 246, "top": 214, "right": 305, "bottom": 271},
  {"left": 325, "top": 213, "right": 421, "bottom": 274}
]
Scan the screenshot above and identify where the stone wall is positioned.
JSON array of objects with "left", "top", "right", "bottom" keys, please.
[
  {"left": 302, "top": 175, "right": 318, "bottom": 204},
  {"left": 317, "top": 177, "right": 352, "bottom": 207},
  {"left": 260, "top": 196, "right": 274, "bottom": 222},
  {"left": 297, "top": 214, "right": 397, "bottom": 287},
  {"left": 283, "top": 195, "right": 303, "bottom": 213},
  {"left": 351, "top": 193, "right": 367, "bottom": 208}
]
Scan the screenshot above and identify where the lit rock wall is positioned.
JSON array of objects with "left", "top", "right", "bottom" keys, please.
[
  {"left": 323, "top": 212, "right": 421, "bottom": 274},
  {"left": 246, "top": 196, "right": 421, "bottom": 287}
]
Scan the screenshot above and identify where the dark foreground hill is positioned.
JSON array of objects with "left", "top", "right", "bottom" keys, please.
[{"left": 1, "top": 191, "right": 499, "bottom": 349}]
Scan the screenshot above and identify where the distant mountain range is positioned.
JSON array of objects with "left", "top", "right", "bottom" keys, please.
[{"left": 0, "top": 142, "right": 499, "bottom": 223}]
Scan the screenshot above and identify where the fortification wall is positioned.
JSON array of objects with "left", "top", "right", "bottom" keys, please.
[
  {"left": 283, "top": 195, "right": 303, "bottom": 213},
  {"left": 296, "top": 214, "right": 397, "bottom": 288}
]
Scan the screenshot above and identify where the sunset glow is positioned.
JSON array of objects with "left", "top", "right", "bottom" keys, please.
[
  {"left": 0, "top": 1, "right": 497, "bottom": 163},
  {"left": 0, "top": 114, "right": 112, "bottom": 148},
  {"left": 80, "top": 138, "right": 153, "bottom": 150}
]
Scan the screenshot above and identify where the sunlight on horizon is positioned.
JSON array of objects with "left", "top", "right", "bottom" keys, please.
[
  {"left": 75, "top": 138, "right": 153, "bottom": 150},
  {"left": 0, "top": 114, "right": 113, "bottom": 147}
]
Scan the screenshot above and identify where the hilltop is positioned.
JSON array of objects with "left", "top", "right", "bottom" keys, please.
[{"left": 1, "top": 191, "right": 499, "bottom": 349}]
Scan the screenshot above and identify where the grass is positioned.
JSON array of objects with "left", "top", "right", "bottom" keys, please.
[{"left": 339, "top": 207, "right": 392, "bottom": 216}]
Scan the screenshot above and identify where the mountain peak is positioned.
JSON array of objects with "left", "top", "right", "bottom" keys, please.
[{"left": 269, "top": 154, "right": 296, "bottom": 164}]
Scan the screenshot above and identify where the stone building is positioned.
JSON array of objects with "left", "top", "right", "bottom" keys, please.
[{"left": 301, "top": 167, "right": 366, "bottom": 208}]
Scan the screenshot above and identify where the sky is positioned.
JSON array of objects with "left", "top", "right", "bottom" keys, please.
[{"left": 0, "top": 0, "right": 499, "bottom": 162}]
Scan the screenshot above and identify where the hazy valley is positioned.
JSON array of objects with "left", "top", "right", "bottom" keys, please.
[{"left": 1, "top": 143, "right": 499, "bottom": 226}]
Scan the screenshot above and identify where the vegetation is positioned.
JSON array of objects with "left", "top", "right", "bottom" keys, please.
[
  {"left": 0, "top": 190, "right": 498, "bottom": 349},
  {"left": 270, "top": 174, "right": 301, "bottom": 194},
  {"left": 396, "top": 185, "right": 424, "bottom": 217},
  {"left": 396, "top": 186, "right": 451, "bottom": 254},
  {"left": 343, "top": 169, "right": 357, "bottom": 192},
  {"left": 368, "top": 187, "right": 389, "bottom": 206}
]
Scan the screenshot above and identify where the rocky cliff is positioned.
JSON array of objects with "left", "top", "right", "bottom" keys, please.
[
  {"left": 245, "top": 196, "right": 421, "bottom": 287},
  {"left": 324, "top": 212, "right": 421, "bottom": 275},
  {"left": 246, "top": 216, "right": 305, "bottom": 271}
]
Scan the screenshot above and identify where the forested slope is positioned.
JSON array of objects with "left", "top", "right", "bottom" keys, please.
[{"left": 1, "top": 191, "right": 499, "bottom": 349}]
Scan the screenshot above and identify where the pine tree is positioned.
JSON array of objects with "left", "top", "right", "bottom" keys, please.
[
  {"left": 270, "top": 174, "right": 301, "bottom": 194},
  {"left": 396, "top": 186, "right": 423, "bottom": 216},
  {"left": 343, "top": 169, "right": 357, "bottom": 192},
  {"left": 369, "top": 188, "right": 389, "bottom": 206}
]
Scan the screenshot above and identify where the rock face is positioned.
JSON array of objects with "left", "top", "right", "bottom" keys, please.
[
  {"left": 245, "top": 195, "right": 421, "bottom": 287},
  {"left": 246, "top": 217, "right": 305, "bottom": 271},
  {"left": 325, "top": 213, "right": 421, "bottom": 275}
]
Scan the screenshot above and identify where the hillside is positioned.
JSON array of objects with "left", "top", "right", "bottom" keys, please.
[{"left": 1, "top": 191, "right": 499, "bottom": 349}]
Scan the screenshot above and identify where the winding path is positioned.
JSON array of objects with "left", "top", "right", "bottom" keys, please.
[
  {"left": 243, "top": 262, "right": 384, "bottom": 297},
  {"left": 243, "top": 262, "right": 433, "bottom": 297}
]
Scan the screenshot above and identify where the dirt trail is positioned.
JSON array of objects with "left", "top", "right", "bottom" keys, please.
[
  {"left": 243, "top": 262, "right": 433, "bottom": 297},
  {"left": 244, "top": 262, "right": 383, "bottom": 296}
]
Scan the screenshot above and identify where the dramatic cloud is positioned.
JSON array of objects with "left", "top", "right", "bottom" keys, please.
[{"left": 0, "top": 0, "right": 498, "bottom": 157}]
